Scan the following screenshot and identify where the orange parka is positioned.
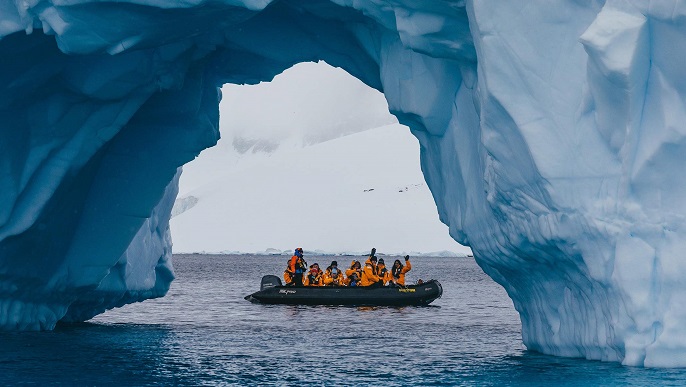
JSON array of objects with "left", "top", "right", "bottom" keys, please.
[
  {"left": 285, "top": 255, "right": 307, "bottom": 284},
  {"left": 283, "top": 256, "right": 297, "bottom": 284},
  {"left": 322, "top": 267, "right": 345, "bottom": 286},
  {"left": 345, "top": 261, "right": 361, "bottom": 286},
  {"left": 288, "top": 255, "right": 298, "bottom": 273},
  {"left": 376, "top": 263, "right": 392, "bottom": 285},
  {"left": 345, "top": 260, "right": 359, "bottom": 277},
  {"left": 360, "top": 258, "right": 381, "bottom": 286},
  {"left": 304, "top": 269, "right": 323, "bottom": 286},
  {"left": 283, "top": 270, "right": 293, "bottom": 285},
  {"left": 391, "top": 259, "right": 412, "bottom": 286}
]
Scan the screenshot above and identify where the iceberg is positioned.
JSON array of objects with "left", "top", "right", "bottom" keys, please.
[{"left": 1, "top": 0, "right": 686, "bottom": 367}]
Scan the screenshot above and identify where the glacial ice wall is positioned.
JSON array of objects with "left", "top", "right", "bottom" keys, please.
[{"left": 2, "top": 0, "right": 686, "bottom": 367}]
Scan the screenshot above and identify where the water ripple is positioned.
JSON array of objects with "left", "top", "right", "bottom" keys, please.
[{"left": 0, "top": 255, "right": 684, "bottom": 385}]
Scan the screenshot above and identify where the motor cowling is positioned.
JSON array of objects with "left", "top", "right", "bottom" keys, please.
[{"left": 260, "top": 275, "right": 282, "bottom": 291}]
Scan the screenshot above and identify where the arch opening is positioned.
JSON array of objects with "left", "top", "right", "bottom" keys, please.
[{"left": 170, "top": 61, "right": 471, "bottom": 256}]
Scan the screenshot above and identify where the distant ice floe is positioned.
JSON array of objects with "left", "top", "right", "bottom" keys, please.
[{"left": 181, "top": 249, "right": 469, "bottom": 258}]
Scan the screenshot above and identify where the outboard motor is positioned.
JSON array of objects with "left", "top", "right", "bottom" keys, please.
[{"left": 260, "top": 275, "right": 282, "bottom": 291}]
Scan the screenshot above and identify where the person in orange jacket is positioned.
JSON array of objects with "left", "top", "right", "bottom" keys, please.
[
  {"left": 283, "top": 269, "right": 293, "bottom": 285},
  {"left": 284, "top": 247, "right": 307, "bottom": 286},
  {"left": 322, "top": 263, "right": 345, "bottom": 286},
  {"left": 361, "top": 255, "right": 381, "bottom": 287},
  {"left": 304, "top": 263, "right": 323, "bottom": 286},
  {"left": 376, "top": 258, "right": 392, "bottom": 286},
  {"left": 345, "top": 260, "right": 362, "bottom": 286},
  {"left": 390, "top": 255, "right": 412, "bottom": 286}
]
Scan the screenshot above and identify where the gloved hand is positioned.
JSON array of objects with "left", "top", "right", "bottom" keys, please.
[{"left": 404, "top": 255, "right": 409, "bottom": 261}]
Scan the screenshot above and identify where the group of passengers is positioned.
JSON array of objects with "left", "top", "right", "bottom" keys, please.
[{"left": 284, "top": 247, "right": 411, "bottom": 288}]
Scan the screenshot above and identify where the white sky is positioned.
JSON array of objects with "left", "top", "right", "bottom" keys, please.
[{"left": 172, "top": 61, "right": 471, "bottom": 256}]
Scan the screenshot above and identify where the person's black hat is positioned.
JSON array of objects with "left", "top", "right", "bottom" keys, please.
[
  {"left": 378, "top": 258, "right": 385, "bottom": 265},
  {"left": 331, "top": 261, "right": 338, "bottom": 267},
  {"left": 370, "top": 256, "right": 378, "bottom": 262}
]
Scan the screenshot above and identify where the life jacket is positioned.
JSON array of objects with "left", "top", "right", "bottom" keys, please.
[
  {"left": 392, "top": 264, "right": 403, "bottom": 279},
  {"left": 391, "top": 259, "right": 411, "bottom": 285},
  {"left": 306, "top": 272, "right": 321, "bottom": 286},
  {"left": 331, "top": 268, "right": 344, "bottom": 285},
  {"left": 295, "top": 257, "right": 306, "bottom": 274},
  {"left": 378, "top": 265, "right": 388, "bottom": 277}
]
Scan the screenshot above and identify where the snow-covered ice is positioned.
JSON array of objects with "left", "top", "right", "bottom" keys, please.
[
  {"left": 171, "top": 62, "right": 470, "bottom": 257},
  {"left": 2, "top": 0, "right": 686, "bottom": 367},
  {"left": 171, "top": 122, "right": 471, "bottom": 257}
]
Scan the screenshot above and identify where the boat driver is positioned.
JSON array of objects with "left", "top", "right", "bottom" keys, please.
[{"left": 285, "top": 247, "right": 307, "bottom": 286}]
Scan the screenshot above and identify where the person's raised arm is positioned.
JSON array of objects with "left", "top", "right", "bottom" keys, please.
[{"left": 403, "top": 255, "right": 412, "bottom": 273}]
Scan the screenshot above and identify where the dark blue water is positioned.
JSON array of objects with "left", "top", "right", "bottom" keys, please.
[{"left": 2, "top": 255, "right": 686, "bottom": 386}]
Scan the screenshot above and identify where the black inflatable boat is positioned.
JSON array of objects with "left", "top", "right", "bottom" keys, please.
[{"left": 244, "top": 275, "right": 443, "bottom": 306}]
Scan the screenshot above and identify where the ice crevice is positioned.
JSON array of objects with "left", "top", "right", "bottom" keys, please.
[{"left": 2, "top": 0, "right": 686, "bottom": 367}]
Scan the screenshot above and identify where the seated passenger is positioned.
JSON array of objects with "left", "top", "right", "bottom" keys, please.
[
  {"left": 361, "top": 255, "right": 381, "bottom": 287},
  {"left": 345, "top": 260, "right": 359, "bottom": 278},
  {"left": 283, "top": 268, "right": 293, "bottom": 286},
  {"left": 345, "top": 260, "right": 361, "bottom": 286},
  {"left": 347, "top": 272, "right": 360, "bottom": 287},
  {"left": 331, "top": 261, "right": 345, "bottom": 286},
  {"left": 323, "top": 265, "right": 345, "bottom": 286},
  {"left": 376, "top": 258, "right": 392, "bottom": 286},
  {"left": 391, "top": 255, "right": 412, "bottom": 286},
  {"left": 304, "top": 263, "right": 323, "bottom": 286},
  {"left": 283, "top": 255, "right": 295, "bottom": 285}
]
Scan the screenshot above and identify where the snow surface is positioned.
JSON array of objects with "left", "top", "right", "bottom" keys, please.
[
  {"left": 171, "top": 62, "right": 470, "bottom": 257},
  {"left": 3, "top": 0, "right": 686, "bottom": 368}
]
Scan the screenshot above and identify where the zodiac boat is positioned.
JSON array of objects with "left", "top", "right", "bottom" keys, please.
[{"left": 244, "top": 275, "right": 443, "bottom": 306}]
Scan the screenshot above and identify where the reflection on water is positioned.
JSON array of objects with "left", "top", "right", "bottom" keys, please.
[{"left": 1, "top": 255, "right": 685, "bottom": 386}]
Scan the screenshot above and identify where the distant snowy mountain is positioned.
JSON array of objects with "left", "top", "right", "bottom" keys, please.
[
  {"left": 170, "top": 62, "right": 471, "bottom": 257},
  {"left": 177, "top": 61, "right": 397, "bottom": 195},
  {"left": 171, "top": 123, "right": 471, "bottom": 256}
]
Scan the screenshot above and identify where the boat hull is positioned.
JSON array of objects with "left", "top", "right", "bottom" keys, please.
[{"left": 245, "top": 279, "right": 443, "bottom": 306}]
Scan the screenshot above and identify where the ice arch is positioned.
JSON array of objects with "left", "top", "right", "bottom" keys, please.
[{"left": 2, "top": 0, "right": 686, "bottom": 367}]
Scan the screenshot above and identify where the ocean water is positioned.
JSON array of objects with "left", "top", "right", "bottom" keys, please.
[{"left": 2, "top": 254, "right": 686, "bottom": 386}]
